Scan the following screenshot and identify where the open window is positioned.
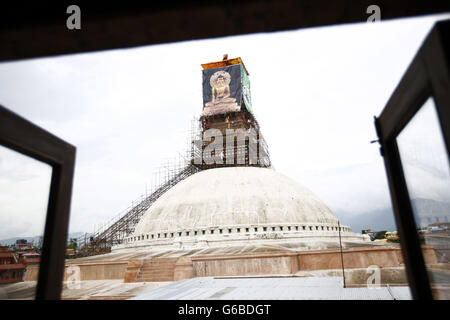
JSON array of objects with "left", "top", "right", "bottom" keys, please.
[
  {"left": 375, "top": 20, "right": 450, "bottom": 300},
  {"left": 0, "top": 105, "right": 76, "bottom": 299}
]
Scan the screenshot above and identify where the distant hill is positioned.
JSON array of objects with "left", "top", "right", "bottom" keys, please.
[
  {"left": 336, "top": 207, "right": 397, "bottom": 234},
  {"left": 2, "top": 199, "right": 446, "bottom": 245},
  {"left": 337, "top": 198, "right": 450, "bottom": 233},
  {"left": 0, "top": 232, "right": 88, "bottom": 246},
  {"left": 411, "top": 197, "right": 450, "bottom": 216}
]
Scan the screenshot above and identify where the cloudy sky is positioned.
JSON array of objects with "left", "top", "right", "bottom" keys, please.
[
  {"left": 397, "top": 98, "right": 450, "bottom": 204},
  {"left": 0, "top": 13, "right": 449, "bottom": 239}
]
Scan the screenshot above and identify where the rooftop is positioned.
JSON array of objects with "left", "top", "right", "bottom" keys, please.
[
  {"left": 201, "top": 56, "right": 249, "bottom": 75},
  {"left": 131, "top": 276, "right": 412, "bottom": 300}
]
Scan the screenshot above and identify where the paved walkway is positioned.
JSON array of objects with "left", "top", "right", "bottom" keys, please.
[
  {"left": 0, "top": 280, "right": 172, "bottom": 300},
  {"left": 0, "top": 277, "right": 412, "bottom": 300},
  {"left": 131, "top": 276, "right": 412, "bottom": 300}
]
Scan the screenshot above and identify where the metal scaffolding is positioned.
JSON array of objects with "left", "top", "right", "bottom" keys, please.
[{"left": 74, "top": 108, "right": 271, "bottom": 257}]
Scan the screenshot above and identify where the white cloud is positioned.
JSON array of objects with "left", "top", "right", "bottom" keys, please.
[{"left": 0, "top": 146, "right": 51, "bottom": 239}]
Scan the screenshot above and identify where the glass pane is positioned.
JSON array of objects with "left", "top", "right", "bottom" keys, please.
[
  {"left": 397, "top": 97, "right": 450, "bottom": 300},
  {"left": 0, "top": 145, "right": 52, "bottom": 299}
]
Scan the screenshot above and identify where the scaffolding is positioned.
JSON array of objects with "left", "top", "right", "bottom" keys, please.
[
  {"left": 74, "top": 107, "right": 271, "bottom": 257},
  {"left": 74, "top": 161, "right": 200, "bottom": 257},
  {"left": 195, "top": 109, "right": 271, "bottom": 169}
]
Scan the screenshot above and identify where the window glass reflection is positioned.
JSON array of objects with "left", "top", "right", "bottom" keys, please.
[
  {"left": 397, "top": 97, "right": 450, "bottom": 300},
  {"left": 0, "top": 145, "right": 52, "bottom": 299}
]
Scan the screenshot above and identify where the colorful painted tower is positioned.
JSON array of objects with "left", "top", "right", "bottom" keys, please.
[{"left": 193, "top": 55, "right": 271, "bottom": 169}]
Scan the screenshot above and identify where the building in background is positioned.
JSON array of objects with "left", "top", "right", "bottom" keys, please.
[{"left": 0, "top": 246, "right": 26, "bottom": 284}]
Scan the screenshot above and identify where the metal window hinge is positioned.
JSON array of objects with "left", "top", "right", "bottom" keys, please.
[{"left": 372, "top": 116, "right": 384, "bottom": 157}]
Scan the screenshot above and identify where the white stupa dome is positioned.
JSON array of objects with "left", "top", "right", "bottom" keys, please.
[{"left": 119, "top": 167, "right": 369, "bottom": 250}]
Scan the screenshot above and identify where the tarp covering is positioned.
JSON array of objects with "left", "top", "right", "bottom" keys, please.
[
  {"left": 241, "top": 64, "right": 252, "bottom": 113},
  {"left": 202, "top": 64, "right": 242, "bottom": 117}
]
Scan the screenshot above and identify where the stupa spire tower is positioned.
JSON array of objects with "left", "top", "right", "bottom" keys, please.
[{"left": 192, "top": 55, "right": 270, "bottom": 169}]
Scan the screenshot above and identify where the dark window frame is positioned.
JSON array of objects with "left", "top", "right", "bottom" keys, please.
[
  {"left": 0, "top": 105, "right": 76, "bottom": 299},
  {"left": 1, "top": 3, "right": 449, "bottom": 62},
  {"left": 375, "top": 20, "right": 450, "bottom": 300}
]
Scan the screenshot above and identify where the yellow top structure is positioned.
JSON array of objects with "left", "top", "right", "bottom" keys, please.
[{"left": 201, "top": 55, "right": 249, "bottom": 75}]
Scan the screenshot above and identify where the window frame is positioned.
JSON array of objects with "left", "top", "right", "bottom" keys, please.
[
  {"left": 0, "top": 105, "right": 76, "bottom": 299},
  {"left": 374, "top": 20, "right": 450, "bottom": 300}
]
